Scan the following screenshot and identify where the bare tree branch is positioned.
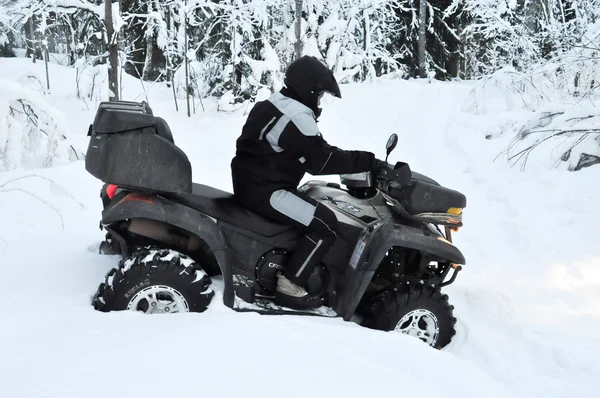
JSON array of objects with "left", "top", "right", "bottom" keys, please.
[{"left": 0, "top": 188, "right": 65, "bottom": 230}]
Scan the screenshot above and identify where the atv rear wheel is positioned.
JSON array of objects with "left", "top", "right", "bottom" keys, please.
[
  {"left": 362, "top": 283, "right": 456, "bottom": 349},
  {"left": 93, "top": 247, "right": 214, "bottom": 314}
]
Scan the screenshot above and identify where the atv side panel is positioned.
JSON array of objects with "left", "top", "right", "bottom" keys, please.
[
  {"left": 217, "top": 220, "right": 357, "bottom": 305},
  {"left": 334, "top": 221, "right": 466, "bottom": 321},
  {"left": 217, "top": 223, "right": 297, "bottom": 303},
  {"left": 218, "top": 221, "right": 300, "bottom": 250}
]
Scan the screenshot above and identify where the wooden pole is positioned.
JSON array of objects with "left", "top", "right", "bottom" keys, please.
[
  {"left": 184, "top": 0, "right": 190, "bottom": 117},
  {"left": 105, "top": 0, "right": 120, "bottom": 101}
]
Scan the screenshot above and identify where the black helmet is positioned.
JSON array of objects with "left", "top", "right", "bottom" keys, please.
[{"left": 283, "top": 55, "right": 341, "bottom": 117}]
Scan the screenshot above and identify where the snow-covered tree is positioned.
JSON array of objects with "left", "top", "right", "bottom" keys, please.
[
  {"left": 387, "top": 0, "right": 464, "bottom": 80},
  {"left": 451, "top": 0, "right": 600, "bottom": 78},
  {"left": 463, "top": 2, "right": 600, "bottom": 172}
]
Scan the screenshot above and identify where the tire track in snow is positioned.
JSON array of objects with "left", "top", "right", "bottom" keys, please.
[{"left": 385, "top": 80, "right": 600, "bottom": 398}]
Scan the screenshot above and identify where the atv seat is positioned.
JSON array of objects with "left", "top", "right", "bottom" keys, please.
[{"left": 170, "top": 184, "right": 293, "bottom": 237}]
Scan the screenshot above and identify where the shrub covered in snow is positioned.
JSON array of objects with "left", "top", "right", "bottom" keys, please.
[
  {"left": 491, "top": 108, "right": 600, "bottom": 172},
  {"left": 74, "top": 58, "right": 110, "bottom": 105},
  {"left": 465, "top": 20, "right": 600, "bottom": 172},
  {"left": 0, "top": 77, "right": 83, "bottom": 171}
]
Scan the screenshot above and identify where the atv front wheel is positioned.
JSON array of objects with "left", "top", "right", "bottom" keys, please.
[
  {"left": 93, "top": 247, "right": 214, "bottom": 314},
  {"left": 362, "top": 283, "right": 456, "bottom": 349}
]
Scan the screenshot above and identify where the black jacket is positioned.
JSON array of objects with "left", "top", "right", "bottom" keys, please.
[{"left": 231, "top": 88, "right": 377, "bottom": 201}]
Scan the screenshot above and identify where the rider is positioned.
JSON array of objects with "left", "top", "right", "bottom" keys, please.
[{"left": 231, "top": 56, "right": 390, "bottom": 310}]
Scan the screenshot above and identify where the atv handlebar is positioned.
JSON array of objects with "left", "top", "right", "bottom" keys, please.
[
  {"left": 374, "top": 161, "right": 412, "bottom": 195},
  {"left": 340, "top": 162, "right": 412, "bottom": 196}
]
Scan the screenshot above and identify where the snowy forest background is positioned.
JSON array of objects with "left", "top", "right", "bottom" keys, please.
[{"left": 1, "top": 0, "right": 600, "bottom": 172}]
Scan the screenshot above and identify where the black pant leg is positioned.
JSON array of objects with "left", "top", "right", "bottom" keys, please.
[
  {"left": 259, "top": 189, "right": 339, "bottom": 286},
  {"left": 283, "top": 203, "right": 338, "bottom": 285}
]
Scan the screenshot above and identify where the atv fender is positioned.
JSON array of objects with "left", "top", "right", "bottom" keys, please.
[
  {"left": 334, "top": 221, "right": 466, "bottom": 321},
  {"left": 101, "top": 192, "right": 236, "bottom": 309}
]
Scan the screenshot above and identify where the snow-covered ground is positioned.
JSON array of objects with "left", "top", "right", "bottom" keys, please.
[{"left": 0, "top": 58, "right": 598, "bottom": 398}]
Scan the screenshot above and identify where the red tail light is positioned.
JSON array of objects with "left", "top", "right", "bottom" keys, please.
[{"left": 106, "top": 184, "right": 118, "bottom": 199}]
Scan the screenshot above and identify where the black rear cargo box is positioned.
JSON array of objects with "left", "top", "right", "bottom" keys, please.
[{"left": 85, "top": 101, "right": 192, "bottom": 194}]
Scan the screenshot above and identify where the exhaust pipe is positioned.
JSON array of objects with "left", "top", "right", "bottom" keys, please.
[{"left": 129, "top": 218, "right": 203, "bottom": 252}]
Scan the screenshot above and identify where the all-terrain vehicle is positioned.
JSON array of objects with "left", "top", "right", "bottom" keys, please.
[{"left": 86, "top": 100, "right": 467, "bottom": 349}]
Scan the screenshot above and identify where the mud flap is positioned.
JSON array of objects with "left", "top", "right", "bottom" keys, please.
[{"left": 334, "top": 222, "right": 382, "bottom": 321}]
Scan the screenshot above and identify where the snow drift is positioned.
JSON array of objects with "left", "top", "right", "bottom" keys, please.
[{"left": 0, "top": 57, "right": 599, "bottom": 398}]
